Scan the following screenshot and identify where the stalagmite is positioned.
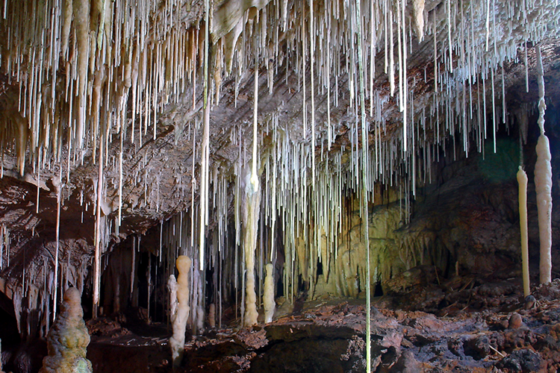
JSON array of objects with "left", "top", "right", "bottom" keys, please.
[
  {"left": 243, "top": 168, "right": 261, "bottom": 327},
  {"left": 534, "top": 46, "right": 552, "bottom": 285},
  {"left": 169, "top": 255, "right": 191, "bottom": 368},
  {"left": 196, "top": 272, "right": 204, "bottom": 333},
  {"left": 168, "top": 274, "right": 178, "bottom": 325},
  {"left": 517, "top": 167, "right": 530, "bottom": 296},
  {"left": 263, "top": 263, "right": 275, "bottom": 323},
  {"left": 208, "top": 303, "right": 216, "bottom": 328},
  {"left": 39, "top": 287, "right": 93, "bottom": 373}
]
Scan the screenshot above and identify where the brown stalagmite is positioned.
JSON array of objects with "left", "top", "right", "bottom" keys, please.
[
  {"left": 169, "top": 255, "right": 192, "bottom": 368},
  {"left": 39, "top": 288, "right": 93, "bottom": 373}
]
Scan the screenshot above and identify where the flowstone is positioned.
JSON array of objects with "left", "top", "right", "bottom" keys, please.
[{"left": 39, "top": 287, "right": 92, "bottom": 373}]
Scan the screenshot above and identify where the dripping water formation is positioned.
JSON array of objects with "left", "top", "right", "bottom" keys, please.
[{"left": 0, "top": 0, "right": 560, "bottom": 372}]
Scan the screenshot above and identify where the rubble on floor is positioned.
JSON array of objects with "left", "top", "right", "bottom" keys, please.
[{"left": 75, "top": 275, "right": 560, "bottom": 372}]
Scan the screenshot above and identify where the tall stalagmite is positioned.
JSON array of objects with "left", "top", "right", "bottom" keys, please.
[
  {"left": 517, "top": 167, "right": 530, "bottom": 296},
  {"left": 169, "top": 255, "right": 192, "bottom": 368},
  {"left": 263, "top": 263, "right": 275, "bottom": 323},
  {"left": 243, "top": 169, "right": 261, "bottom": 326},
  {"left": 39, "top": 288, "right": 93, "bottom": 373}
]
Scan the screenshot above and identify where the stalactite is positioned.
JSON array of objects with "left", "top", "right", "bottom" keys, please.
[
  {"left": 310, "top": 0, "right": 316, "bottom": 188},
  {"left": 74, "top": 0, "right": 91, "bottom": 150},
  {"left": 200, "top": 0, "right": 211, "bottom": 271},
  {"left": 412, "top": 0, "right": 425, "bottom": 42},
  {"left": 53, "top": 170, "right": 62, "bottom": 322},
  {"left": 93, "top": 134, "right": 104, "bottom": 318}
]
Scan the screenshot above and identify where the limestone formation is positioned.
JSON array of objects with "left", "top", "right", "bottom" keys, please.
[
  {"left": 243, "top": 169, "right": 261, "bottom": 326},
  {"left": 534, "top": 46, "right": 553, "bottom": 285},
  {"left": 263, "top": 263, "right": 275, "bottom": 323},
  {"left": 39, "top": 287, "right": 92, "bottom": 373},
  {"left": 169, "top": 255, "right": 191, "bottom": 368}
]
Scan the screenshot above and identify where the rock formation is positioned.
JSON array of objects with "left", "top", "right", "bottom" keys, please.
[
  {"left": 263, "top": 263, "right": 275, "bottom": 323},
  {"left": 169, "top": 255, "right": 191, "bottom": 368},
  {"left": 39, "top": 287, "right": 92, "bottom": 373}
]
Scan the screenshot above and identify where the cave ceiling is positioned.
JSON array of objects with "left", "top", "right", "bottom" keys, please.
[{"left": 0, "top": 0, "right": 559, "bottom": 298}]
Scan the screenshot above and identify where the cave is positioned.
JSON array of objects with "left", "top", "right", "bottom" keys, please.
[{"left": 1, "top": 0, "right": 560, "bottom": 372}]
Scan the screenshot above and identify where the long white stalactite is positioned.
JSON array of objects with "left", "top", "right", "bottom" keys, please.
[
  {"left": 93, "top": 134, "right": 104, "bottom": 318},
  {"left": 52, "top": 168, "right": 62, "bottom": 321},
  {"left": 199, "top": 0, "right": 211, "bottom": 271}
]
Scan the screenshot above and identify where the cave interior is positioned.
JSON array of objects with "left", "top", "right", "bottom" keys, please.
[{"left": 1, "top": 0, "right": 560, "bottom": 372}]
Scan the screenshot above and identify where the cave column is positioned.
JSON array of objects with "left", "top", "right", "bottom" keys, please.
[{"left": 534, "top": 45, "right": 553, "bottom": 285}]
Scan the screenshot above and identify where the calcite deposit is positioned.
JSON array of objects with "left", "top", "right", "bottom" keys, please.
[{"left": 39, "top": 288, "right": 92, "bottom": 373}]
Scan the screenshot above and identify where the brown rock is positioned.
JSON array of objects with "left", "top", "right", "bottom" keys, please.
[{"left": 508, "top": 312, "right": 523, "bottom": 329}]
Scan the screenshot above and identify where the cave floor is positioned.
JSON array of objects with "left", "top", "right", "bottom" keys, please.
[{"left": 81, "top": 275, "right": 560, "bottom": 373}]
